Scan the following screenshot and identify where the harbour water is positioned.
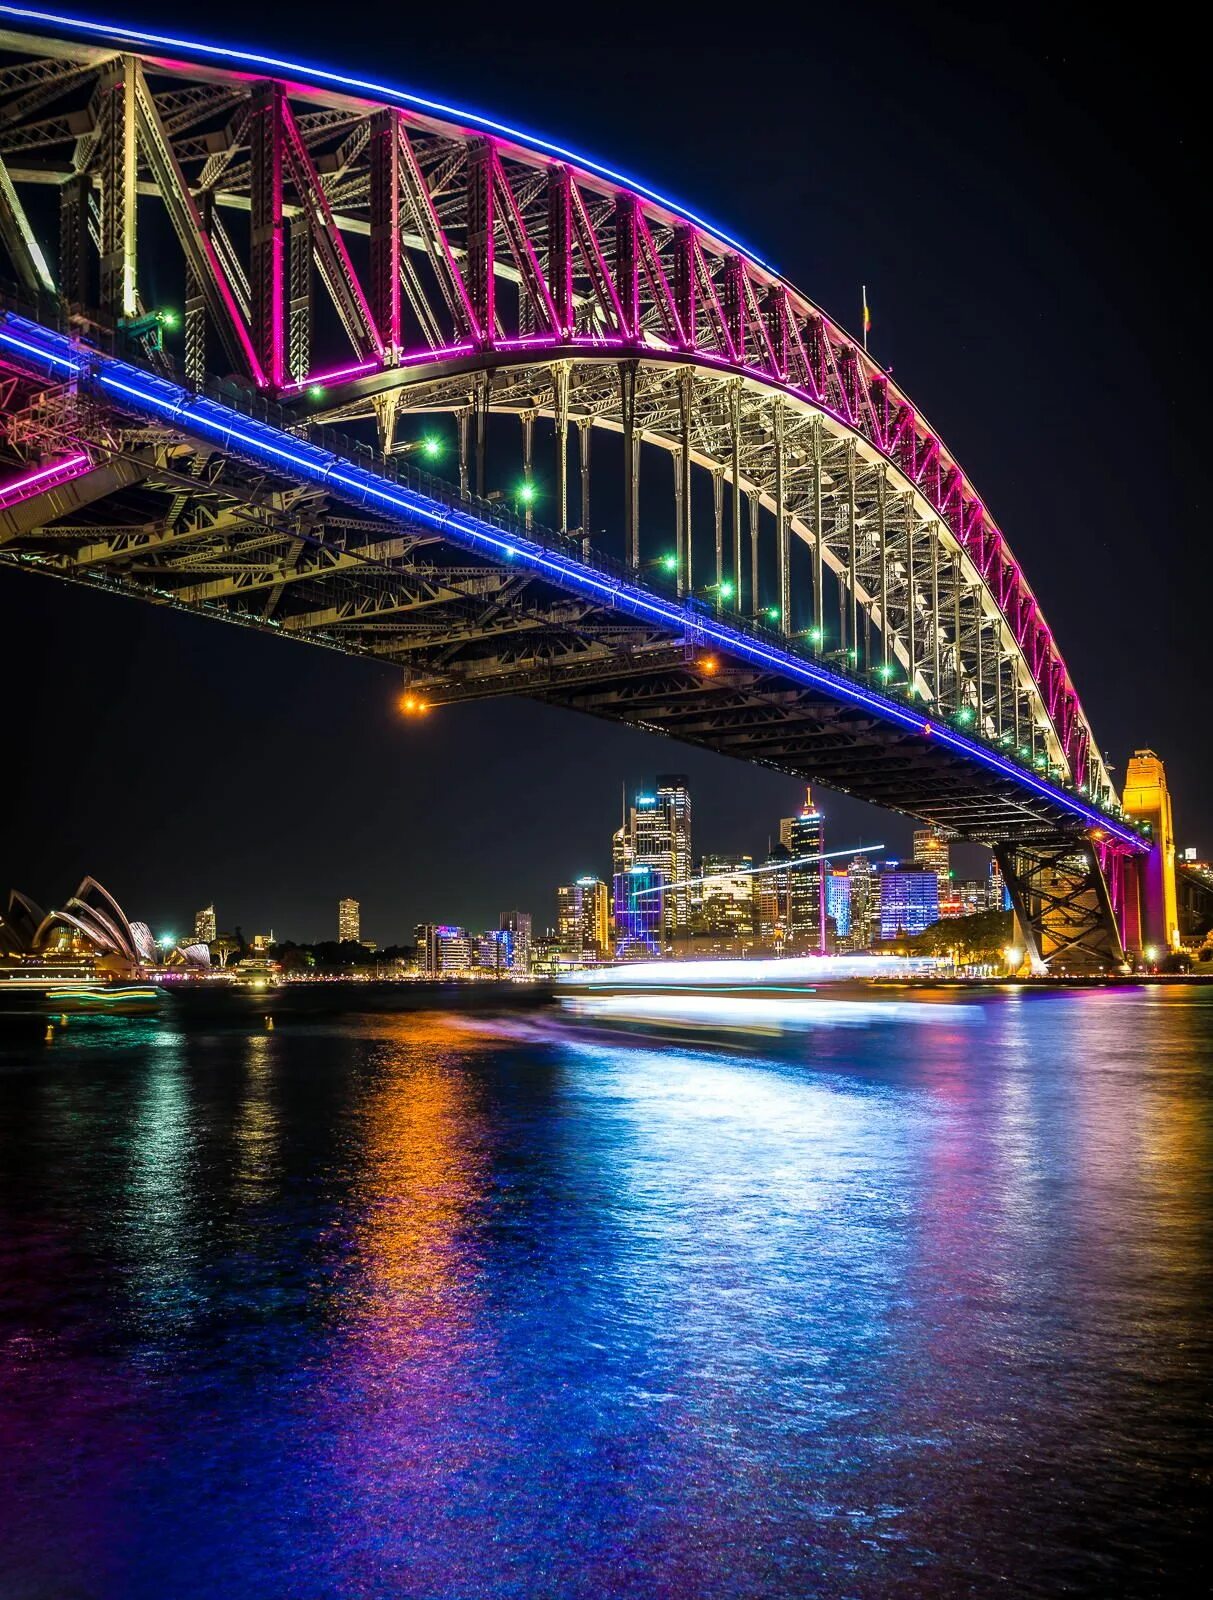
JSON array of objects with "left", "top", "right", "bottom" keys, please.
[{"left": 0, "top": 986, "right": 1208, "bottom": 1597}]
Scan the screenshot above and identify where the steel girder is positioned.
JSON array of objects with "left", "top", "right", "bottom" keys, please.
[{"left": 0, "top": 15, "right": 1106, "bottom": 806}]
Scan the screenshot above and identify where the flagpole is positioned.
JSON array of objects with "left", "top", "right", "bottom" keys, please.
[{"left": 861, "top": 284, "right": 868, "bottom": 353}]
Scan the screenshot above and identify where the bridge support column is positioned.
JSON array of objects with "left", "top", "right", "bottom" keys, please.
[
  {"left": 676, "top": 368, "right": 692, "bottom": 596},
  {"left": 98, "top": 56, "right": 138, "bottom": 323},
  {"left": 577, "top": 418, "right": 592, "bottom": 560},
  {"left": 730, "top": 382, "right": 742, "bottom": 612},
  {"left": 1121, "top": 749, "right": 1180, "bottom": 954},
  {"left": 520, "top": 409, "right": 535, "bottom": 530},
  {"left": 994, "top": 838, "right": 1127, "bottom": 975},
  {"left": 552, "top": 363, "right": 569, "bottom": 533},
  {"left": 620, "top": 361, "right": 639, "bottom": 569}
]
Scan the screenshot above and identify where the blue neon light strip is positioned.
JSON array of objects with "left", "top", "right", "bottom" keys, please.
[
  {"left": 0, "top": 312, "right": 1144, "bottom": 850},
  {"left": 0, "top": 6, "right": 773, "bottom": 271}
]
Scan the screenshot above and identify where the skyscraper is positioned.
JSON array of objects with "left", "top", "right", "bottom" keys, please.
[
  {"left": 615, "top": 777, "right": 692, "bottom": 938},
  {"left": 754, "top": 842, "right": 792, "bottom": 952},
  {"left": 848, "top": 855, "right": 876, "bottom": 950},
  {"left": 912, "top": 826, "right": 951, "bottom": 892},
  {"left": 779, "top": 787, "right": 825, "bottom": 953},
  {"left": 193, "top": 904, "right": 217, "bottom": 944},
  {"left": 556, "top": 876, "right": 611, "bottom": 962},
  {"left": 656, "top": 775, "right": 693, "bottom": 933},
  {"left": 338, "top": 896, "right": 360, "bottom": 943},
  {"left": 696, "top": 854, "right": 756, "bottom": 941}
]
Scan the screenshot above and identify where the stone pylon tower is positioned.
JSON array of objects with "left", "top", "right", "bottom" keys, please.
[{"left": 1121, "top": 750, "right": 1180, "bottom": 954}]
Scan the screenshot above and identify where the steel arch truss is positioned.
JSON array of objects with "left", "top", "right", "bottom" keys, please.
[{"left": 0, "top": 14, "right": 1107, "bottom": 806}]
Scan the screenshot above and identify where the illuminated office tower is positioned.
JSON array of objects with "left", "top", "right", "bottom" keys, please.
[
  {"left": 779, "top": 786, "right": 826, "bottom": 953},
  {"left": 826, "top": 869, "right": 851, "bottom": 945},
  {"left": 338, "top": 896, "right": 360, "bottom": 943},
  {"left": 987, "top": 857, "right": 1010, "bottom": 911},
  {"left": 696, "top": 854, "right": 756, "bottom": 939},
  {"left": 655, "top": 775, "right": 693, "bottom": 933},
  {"left": 613, "top": 865, "right": 664, "bottom": 959},
  {"left": 499, "top": 910, "right": 532, "bottom": 972},
  {"left": 557, "top": 876, "right": 611, "bottom": 962},
  {"left": 878, "top": 866, "right": 940, "bottom": 940},
  {"left": 912, "top": 826, "right": 951, "bottom": 891},
  {"left": 754, "top": 842, "right": 792, "bottom": 951},
  {"left": 615, "top": 778, "right": 692, "bottom": 938},
  {"left": 848, "top": 854, "right": 876, "bottom": 949},
  {"left": 193, "top": 904, "right": 217, "bottom": 944}
]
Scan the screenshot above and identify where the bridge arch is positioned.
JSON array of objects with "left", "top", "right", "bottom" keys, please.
[{"left": 0, "top": 7, "right": 1109, "bottom": 810}]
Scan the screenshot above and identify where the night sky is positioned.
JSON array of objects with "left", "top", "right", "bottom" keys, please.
[{"left": 2, "top": 2, "right": 1203, "bottom": 943}]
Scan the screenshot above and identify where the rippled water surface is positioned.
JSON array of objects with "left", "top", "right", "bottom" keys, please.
[{"left": 0, "top": 986, "right": 1209, "bottom": 1598}]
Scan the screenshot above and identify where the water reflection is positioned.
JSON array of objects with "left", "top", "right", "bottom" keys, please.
[{"left": 0, "top": 989, "right": 1207, "bottom": 1598}]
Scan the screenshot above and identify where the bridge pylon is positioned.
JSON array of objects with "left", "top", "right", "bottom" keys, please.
[{"left": 1120, "top": 749, "right": 1180, "bottom": 956}]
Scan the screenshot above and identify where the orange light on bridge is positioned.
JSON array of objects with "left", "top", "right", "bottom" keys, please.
[
  {"left": 398, "top": 693, "right": 431, "bottom": 717},
  {"left": 699, "top": 656, "right": 719, "bottom": 675}
]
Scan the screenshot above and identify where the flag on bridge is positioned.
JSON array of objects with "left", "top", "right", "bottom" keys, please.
[{"left": 862, "top": 285, "right": 872, "bottom": 350}]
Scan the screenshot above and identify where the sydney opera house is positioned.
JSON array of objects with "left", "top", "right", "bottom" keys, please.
[{"left": 0, "top": 876, "right": 208, "bottom": 984}]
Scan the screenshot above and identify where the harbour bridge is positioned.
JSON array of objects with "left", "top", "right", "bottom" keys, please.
[{"left": 0, "top": 8, "right": 1174, "bottom": 971}]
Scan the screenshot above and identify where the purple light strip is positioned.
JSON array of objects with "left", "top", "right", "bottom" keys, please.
[{"left": 0, "top": 450, "right": 90, "bottom": 509}]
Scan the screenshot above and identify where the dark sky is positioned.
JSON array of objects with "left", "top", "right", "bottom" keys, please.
[{"left": 2, "top": 2, "right": 1204, "bottom": 942}]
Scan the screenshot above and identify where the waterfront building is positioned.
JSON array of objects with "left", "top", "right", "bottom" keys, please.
[
  {"left": 338, "top": 896, "right": 360, "bottom": 943},
  {"left": 193, "top": 904, "right": 217, "bottom": 944},
  {"left": 556, "top": 876, "right": 611, "bottom": 963},
  {"left": 779, "top": 787, "right": 825, "bottom": 953},
  {"left": 879, "top": 866, "right": 941, "bottom": 940},
  {"left": 416, "top": 923, "right": 471, "bottom": 975},
  {"left": 848, "top": 854, "right": 877, "bottom": 950},
  {"left": 474, "top": 929, "right": 513, "bottom": 974},
  {"left": 499, "top": 910, "right": 532, "bottom": 973},
  {"left": 613, "top": 865, "right": 663, "bottom": 958},
  {"left": 826, "top": 868, "right": 851, "bottom": 943}
]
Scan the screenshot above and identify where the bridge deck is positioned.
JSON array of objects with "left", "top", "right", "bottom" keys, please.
[{"left": 0, "top": 310, "right": 1146, "bottom": 853}]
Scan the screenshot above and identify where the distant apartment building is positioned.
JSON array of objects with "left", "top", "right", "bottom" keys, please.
[
  {"left": 193, "top": 904, "right": 217, "bottom": 944},
  {"left": 416, "top": 923, "right": 471, "bottom": 975},
  {"left": 338, "top": 896, "right": 360, "bottom": 943},
  {"left": 499, "top": 910, "right": 532, "bottom": 973}
]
